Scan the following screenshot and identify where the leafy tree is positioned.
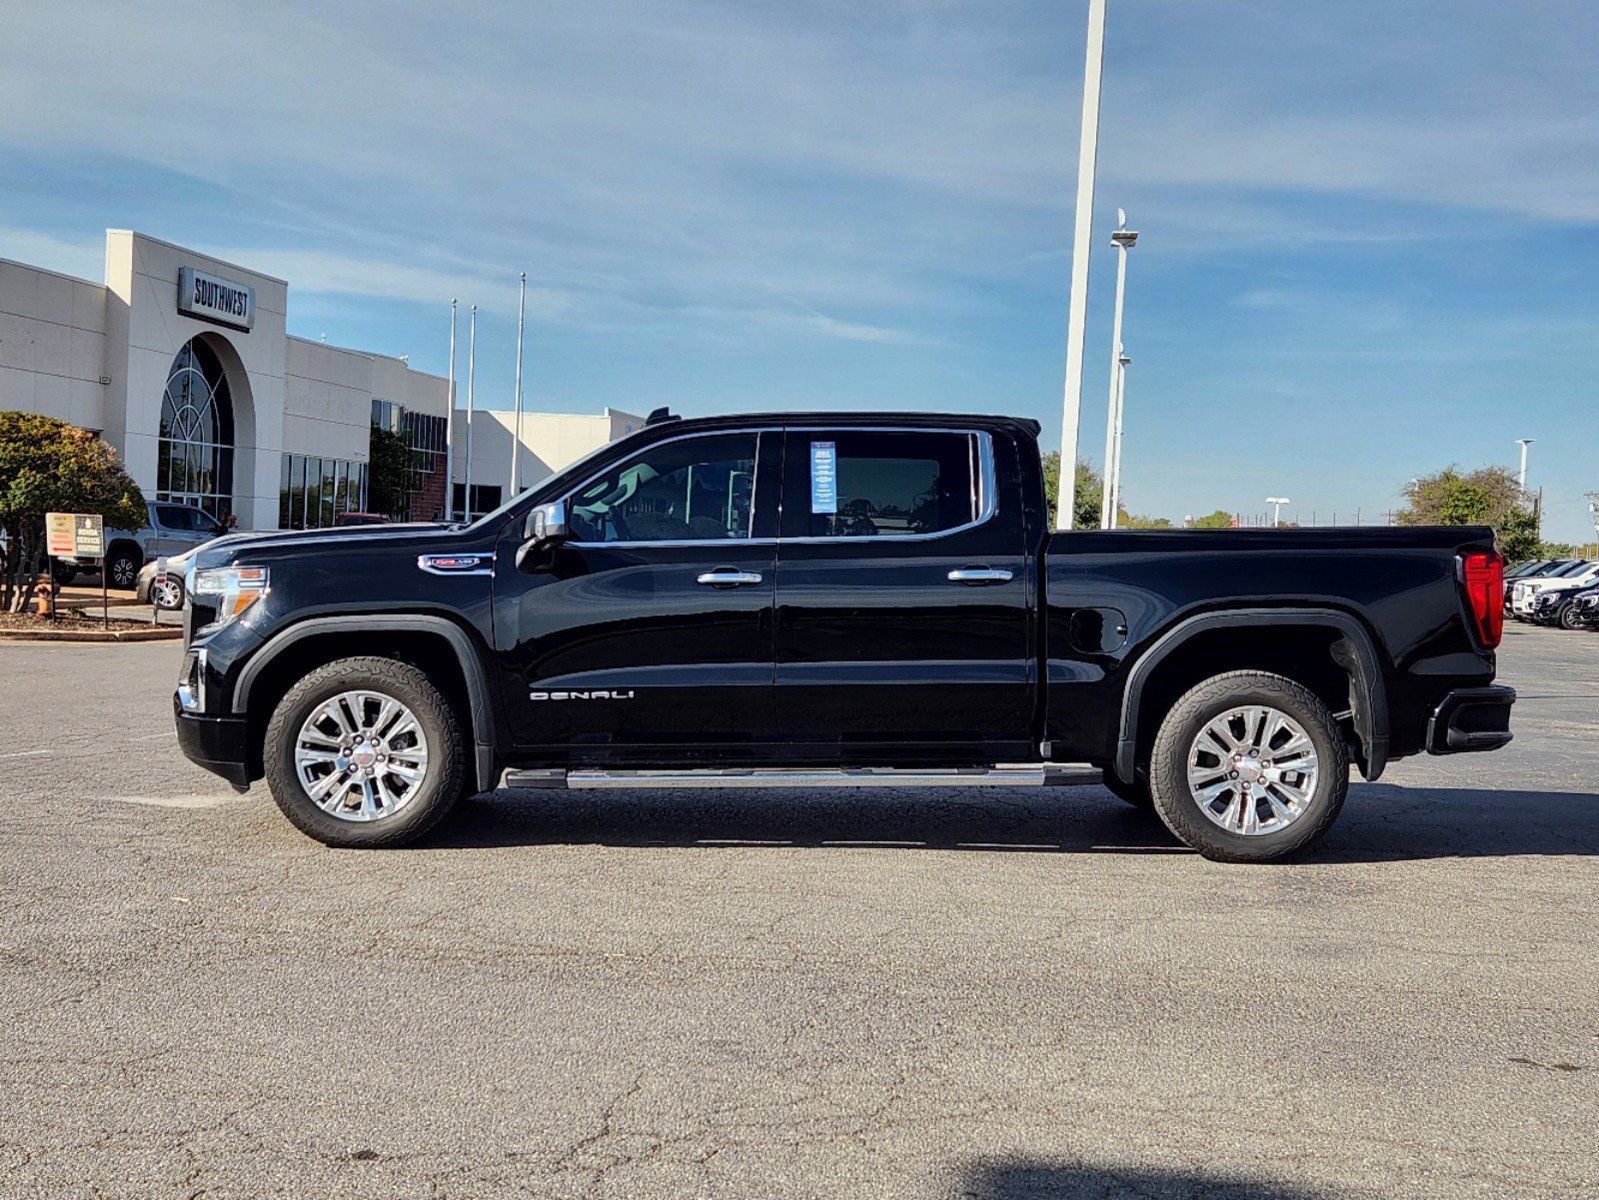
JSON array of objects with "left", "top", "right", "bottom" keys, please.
[
  {"left": 0, "top": 412, "right": 146, "bottom": 612},
  {"left": 1398, "top": 465, "right": 1538, "bottom": 559},
  {"left": 1039, "top": 451, "right": 1172, "bottom": 530},
  {"left": 1188, "top": 509, "right": 1236, "bottom": 529},
  {"left": 366, "top": 423, "right": 413, "bottom": 519}
]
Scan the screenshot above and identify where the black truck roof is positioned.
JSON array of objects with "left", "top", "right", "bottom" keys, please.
[{"left": 629, "top": 411, "right": 1044, "bottom": 440}]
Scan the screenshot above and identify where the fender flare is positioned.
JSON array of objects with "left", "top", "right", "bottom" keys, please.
[
  {"left": 232, "top": 614, "right": 497, "bottom": 792},
  {"left": 1114, "top": 607, "right": 1390, "bottom": 784}
]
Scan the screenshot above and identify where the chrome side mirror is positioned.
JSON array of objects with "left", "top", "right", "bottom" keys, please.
[
  {"left": 516, "top": 500, "right": 568, "bottom": 572},
  {"left": 526, "top": 500, "right": 567, "bottom": 544}
]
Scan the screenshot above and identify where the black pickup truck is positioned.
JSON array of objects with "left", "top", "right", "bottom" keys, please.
[{"left": 174, "top": 412, "right": 1514, "bottom": 862}]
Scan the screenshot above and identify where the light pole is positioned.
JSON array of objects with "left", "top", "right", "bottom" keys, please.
[
  {"left": 1054, "top": 0, "right": 1109, "bottom": 531},
  {"left": 1266, "top": 496, "right": 1290, "bottom": 527},
  {"left": 511, "top": 273, "right": 528, "bottom": 497},
  {"left": 1100, "top": 210, "right": 1138, "bottom": 528},
  {"left": 464, "top": 305, "right": 477, "bottom": 520},
  {"left": 1108, "top": 353, "right": 1131, "bottom": 527},
  {"left": 443, "top": 299, "right": 457, "bottom": 521},
  {"left": 1516, "top": 438, "right": 1534, "bottom": 491}
]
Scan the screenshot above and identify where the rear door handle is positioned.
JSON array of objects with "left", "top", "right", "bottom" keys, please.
[
  {"left": 947, "top": 567, "right": 1013, "bottom": 584},
  {"left": 697, "top": 569, "right": 764, "bottom": 587}
]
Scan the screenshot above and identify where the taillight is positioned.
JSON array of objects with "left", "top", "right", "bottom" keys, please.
[{"left": 1460, "top": 550, "right": 1504, "bottom": 649}]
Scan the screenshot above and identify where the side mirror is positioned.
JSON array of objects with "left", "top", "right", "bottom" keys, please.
[{"left": 515, "top": 500, "right": 568, "bottom": 572}]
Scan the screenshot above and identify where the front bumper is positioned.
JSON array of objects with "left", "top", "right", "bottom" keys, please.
[
  {"left": 173, "top": 696, "right": 251, "bottom": 790},
  {"left": 1426, "top": 686, "right": 1515, "bottom": 754}
]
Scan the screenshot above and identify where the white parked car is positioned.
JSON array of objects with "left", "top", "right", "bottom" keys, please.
[{"left": 1511, "top": 560, "right": 1599, "bottom": 619}]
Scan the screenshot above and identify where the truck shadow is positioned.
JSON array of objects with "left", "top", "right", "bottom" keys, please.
[
  {"left": 426, "top": 782, "right": 1599, "bottom": 861},
  {"left": 960, "top": 1159, "right": 1332, "bottom": 1198}
]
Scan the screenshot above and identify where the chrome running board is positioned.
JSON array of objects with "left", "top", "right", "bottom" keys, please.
[{"left": 501, "top": 765, "right": 1101, "bottom": 791}]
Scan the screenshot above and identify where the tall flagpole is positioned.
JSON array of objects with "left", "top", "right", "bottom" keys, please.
[
  {"left": 511, "top": 272, "right": 527, "bottom": 497},
  {"left": 464, "top": 304, "right": 477, "bottom": 519},
  {"left": 1054, "top": 0, "right": 1108, "bottom": 531},
  {"left": 444, "top": 299, "right": 457, "bottom": 521}
]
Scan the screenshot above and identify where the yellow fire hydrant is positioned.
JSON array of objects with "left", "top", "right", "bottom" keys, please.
[{"left": 33, "top": 579, "right": 55, "bottom": 617}]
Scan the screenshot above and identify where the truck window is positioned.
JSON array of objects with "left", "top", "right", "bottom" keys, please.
[
  {"left": 801, "top": 431, "right": 979, "bottom": 538},
  {"left": 567, "top": 433, "right": 757, "bottom": 544}
]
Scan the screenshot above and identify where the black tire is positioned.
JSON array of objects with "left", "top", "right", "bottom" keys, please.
[
  {"left": 1559, "top": 602, "right": 1582, "bottom": 631},
  {"left": 49, "top": 558, "right": 77, "bottom": 585},
  {"left": 153, "top": 576, "right": 185, "bottom": 610},
  {"left": 263, "top": 656, "right": 467, "bottom": 848},
  {"left": 1147, "top": 671, "right": 1348, "bottom": 864},
  {"left": 105, "top": 545, "right": 140, "bottom": 590},
  {"left": 1101, "top": 767, "right": 1152, "bottom": 809}
]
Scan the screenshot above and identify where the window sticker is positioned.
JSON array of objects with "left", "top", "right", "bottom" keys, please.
[{"left": 810, "top": 441, "right": 838, "bottom": 514}]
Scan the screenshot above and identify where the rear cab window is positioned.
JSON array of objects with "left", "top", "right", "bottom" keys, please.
[{"left": 783, "top": 429, "right": 987, "bottom": 540}]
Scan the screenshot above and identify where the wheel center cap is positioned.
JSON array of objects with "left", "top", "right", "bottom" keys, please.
[
  {"left": 350, "top": 744, "right": 378, "bottom": 769},
  {"left": 1237, "top": 757, "right": 1264, "bottom": 782}
]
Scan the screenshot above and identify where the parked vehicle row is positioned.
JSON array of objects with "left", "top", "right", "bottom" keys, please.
[{"left": 1506, "top": 558, "right": 1599, "bottom": 630}]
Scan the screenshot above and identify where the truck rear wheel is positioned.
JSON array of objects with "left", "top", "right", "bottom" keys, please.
[
  {"left": 263, "top": 656, "right": 466, "bottom": 848},
  {"left": 1147, "top": 671, "right": 1348, "bottom": 863}
]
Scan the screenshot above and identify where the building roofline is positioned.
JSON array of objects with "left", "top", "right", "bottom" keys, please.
[
  {"left": 0, "top": 255, "right": 105, "bottom": 290},
  {"left": 107, "top": 230, "right": 290, "bottom": 285}
]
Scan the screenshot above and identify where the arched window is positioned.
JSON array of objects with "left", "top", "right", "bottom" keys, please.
[{"left": 157, "top": 338, "right": 234, "bottom": 519}]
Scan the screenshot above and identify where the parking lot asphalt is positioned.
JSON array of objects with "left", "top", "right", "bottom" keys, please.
[{"left": 0, "top": 623, "right": 1595, "bottom": 1199}]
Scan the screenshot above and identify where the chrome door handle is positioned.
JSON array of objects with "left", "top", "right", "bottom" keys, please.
[
  {"left": 947, "top": 567, "right": 1013, "bottom": 584},
  {"left": 697, "top": 570, "right": 764, "bottom": 587}
]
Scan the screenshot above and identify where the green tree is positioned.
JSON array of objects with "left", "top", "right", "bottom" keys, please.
[
  {"left": 1398, "top": 465, "right": 1537, "bottom": 559},
  {"left": 1188, "top": 509, "right": 1236, "bottom": 529},
  {"left": 0, "top": 412, "right": 146, "bottom": 612},
  {"left": 1040, "top": 451, "right": 1170, "bottom": 530},
  {"left": 366, "top": 424, "right": 413, "bottom": 519}
]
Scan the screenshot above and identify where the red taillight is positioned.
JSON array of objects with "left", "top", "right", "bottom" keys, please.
[{"left": 1461, "top": 550, "right": 1504, "bottom": 649}]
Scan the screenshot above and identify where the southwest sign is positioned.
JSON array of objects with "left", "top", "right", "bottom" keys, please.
[{"left": 178, "top": 266, "right": 255, "bottom": 332}]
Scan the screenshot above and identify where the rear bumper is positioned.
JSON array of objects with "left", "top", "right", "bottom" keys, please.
[
  {"left": 173, "top": 696, "right": 252, "bottom": 790},
  {"left": 1426, "top": 686, "right": 1515, "bottom": 754}
]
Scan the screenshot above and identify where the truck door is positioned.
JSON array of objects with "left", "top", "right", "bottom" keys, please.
[
  {"left": 493, "top": 429, "right": 780, "bottom": 762},
  {"left": 773, "top": 426, "right": 1033, "bottom": 762}
]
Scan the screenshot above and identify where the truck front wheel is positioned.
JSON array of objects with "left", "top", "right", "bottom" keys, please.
[
  {"left": 263, "top": 656, "right": 467, "bottom": 848},
  {"left": 1147, "top": 671, "right": 1348, "bottom": 863}
]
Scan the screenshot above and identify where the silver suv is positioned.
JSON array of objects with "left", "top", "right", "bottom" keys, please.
[{"left": 60, "top": 502, "right": 227, "bottom": 589}]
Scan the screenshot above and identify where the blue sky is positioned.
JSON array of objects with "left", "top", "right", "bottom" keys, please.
[{"left": 4, "top": 1, "right": 1598, "bottom": 539}]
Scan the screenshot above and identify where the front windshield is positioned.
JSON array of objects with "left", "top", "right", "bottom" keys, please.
[{"left": 1552, "top": 561, "right": 1590, "bottom": 577}]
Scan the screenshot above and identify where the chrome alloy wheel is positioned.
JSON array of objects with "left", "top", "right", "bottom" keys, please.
[
  {"left": 153, "top": 578, "right": 184, "bottom": 609},
  {"left": 1186, "top": 705, "right": 1320, "bottom": 837},
  {"left": 293, "top": 691, "right": 430, "bottom": 822}
]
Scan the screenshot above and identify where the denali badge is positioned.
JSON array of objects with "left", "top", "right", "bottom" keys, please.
[
  {"left": 530, "top": 690, "right": 636, "bottom": 701},
  {"left": 417, "top": 553, "right": 492, "bottom": 576}
]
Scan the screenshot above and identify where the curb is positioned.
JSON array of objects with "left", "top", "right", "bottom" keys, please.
[{"left": 0, "top": 626, "right": 183, "bottom": 643}]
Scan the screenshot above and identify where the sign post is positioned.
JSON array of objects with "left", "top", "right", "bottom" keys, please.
[{"left": 46, "top": 512, "right": 105, "bottom": 628}]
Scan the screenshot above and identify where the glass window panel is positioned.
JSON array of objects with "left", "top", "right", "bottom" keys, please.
[
  {"left": 567, "top": 434, "right": 756, "bottom": 543},
  {"left": 320, "top": 459, "right": 336, "bottom": 528},
  {"left": 802, "top": 432, "right": 974, "bottom": 538}
]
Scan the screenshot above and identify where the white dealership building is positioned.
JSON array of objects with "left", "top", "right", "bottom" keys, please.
[{"left": 0, "top": 230, "right": 640, "bottom": 530}]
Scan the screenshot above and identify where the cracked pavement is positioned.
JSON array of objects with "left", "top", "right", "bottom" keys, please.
[{"left": 0, "top": 623, "right": 1595, "bottom": 1199}]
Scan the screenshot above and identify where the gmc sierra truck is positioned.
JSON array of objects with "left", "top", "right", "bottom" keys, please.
[{"left": 173, "top": 411, "right": 1515, "bottom": 862}]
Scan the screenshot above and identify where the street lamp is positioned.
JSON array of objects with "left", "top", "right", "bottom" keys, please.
[
  {"left": 1108, "top": 353, "right": 1131, "bottom": 527},
  {"left": 1266, "top": 496, "right": 1291, "bottom": 527},
  {"left": 1516, "top": 438, "right": 1534, "bottom": 491},
  {"left": 1053, "top": 0, "right": 1109, "bottom": 531},
  {"left": 1100, "top": 210, "right": 1139, "bottom": 528}
]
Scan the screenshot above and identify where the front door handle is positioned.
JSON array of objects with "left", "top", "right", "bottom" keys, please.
[
  {"left": 947, "top": 567, "right": 1013, "bottom": 585},
  {"left": 697, "top": 569, "right": 764, "bottom": 587}
]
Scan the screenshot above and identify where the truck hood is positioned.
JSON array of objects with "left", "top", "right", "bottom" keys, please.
[{"left": 193, "top": 522, "right": 463, "bottom": 565}]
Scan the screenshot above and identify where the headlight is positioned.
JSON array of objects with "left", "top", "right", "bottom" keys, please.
[{"left": 192, "top": 565, "right": 269, "bottom": 625}]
